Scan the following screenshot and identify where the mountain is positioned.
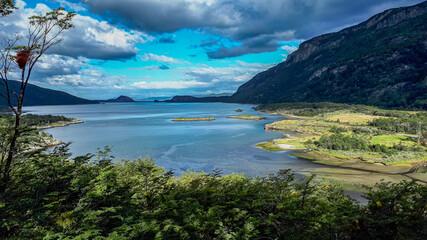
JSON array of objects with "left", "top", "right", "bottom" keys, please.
[
  {"left": 229, "top": 1, "right": 427, "bottom": 109},
  {"left": 0, "top": 80, "right": 97, "bottom": 106},
  {"left": 167, "top": 2, "right": 427, "bottom": 109},
  {"left": 105, "top": 95, "right": 135, "bottom": 102}
]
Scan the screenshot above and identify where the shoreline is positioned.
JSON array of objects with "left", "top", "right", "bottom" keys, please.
[
  {"left": 255, "top": 109, "right": 426, "bottom": 191},
  {"left": 30, "top": 119, "right": 84, "bottom": 152},
  {"left": 37, "top": 119, "right": 84, "bottom": 130}
]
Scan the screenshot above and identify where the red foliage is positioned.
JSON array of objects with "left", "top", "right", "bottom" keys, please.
[{"left": 16, "top": 50, "right": 30, "bottom": 69}]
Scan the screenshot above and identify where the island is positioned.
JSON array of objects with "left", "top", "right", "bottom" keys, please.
[
  {"left": 227, "top": 114, "right": 264, "bottom": 121},
  {"left": 104, "top": 95, "right": 135, "bottom": 103},
  {"left": 172, "top": 117, "right": 215, "bottom": 121}
]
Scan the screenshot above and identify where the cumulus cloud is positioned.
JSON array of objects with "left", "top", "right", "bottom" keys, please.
[
  {"left": 82, "top": 0, "right": 424, "bottom": 58},
  {"left": 5, "top": 53, "right": 126, "bottom": 90},
  {"left": 25, "top": 54, "right": 113, "bottom": 88},
  {"left": 0, "top": 0, "right": 149, "bottom": 60},
  {"left": 32, "top": 54, "right": 88, "bottom": 78},
  {"left": 52, "top": 14, "right": 148, "bottom": 60}
]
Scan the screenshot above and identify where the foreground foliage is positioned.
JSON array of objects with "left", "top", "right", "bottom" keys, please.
[{"left": 0, "top": 146, "right": 425, "bottom": 239}]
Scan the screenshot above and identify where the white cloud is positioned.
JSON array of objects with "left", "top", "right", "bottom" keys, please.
[
  {"left": 0, "top": 1, "right": 150, "bottom": 60},
  {"left": 83, "top": 0, "right": 424, "bottom": 58},
  {"left": 129, "top": 80, "right": 210, "bottom": 89},
  {"left": 140, "top": 53, "right": 186, "bottom": 64},
  {"left": 183, "top": 61, "right": 275, "bottom": 83},
  {"left": 281, "top": 45, "right": 298, "bottom": 53},
  {"left": 52, "top": 0, "right": 87, "bottom": 12}
]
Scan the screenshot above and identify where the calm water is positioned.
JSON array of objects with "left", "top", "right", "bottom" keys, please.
[{"left": 24, "top": 102, "right": 319, "bottom": 177}]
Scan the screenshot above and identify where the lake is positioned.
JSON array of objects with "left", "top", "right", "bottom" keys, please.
[{"left": 24, "top": 102, "right": 319, "bottom": 177}]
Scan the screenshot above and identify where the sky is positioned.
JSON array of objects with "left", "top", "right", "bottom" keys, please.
[{"left": 0, "top": 0, "right": 424, "bottom": 100}]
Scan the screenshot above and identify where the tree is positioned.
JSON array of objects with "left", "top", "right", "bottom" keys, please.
[
  {"left": 0, "top": 7, "right": 75, "bottom": 192},
  {"left": 0, "top": 0, "right": 16, "bottom": 16}
]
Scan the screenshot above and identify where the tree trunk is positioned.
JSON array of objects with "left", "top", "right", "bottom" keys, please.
[
  {"left": 0, "top": 73, "right": 25, "bottom": 193},
  {"left": 0, "top": 108, "right": 20, "bottom": 192}
]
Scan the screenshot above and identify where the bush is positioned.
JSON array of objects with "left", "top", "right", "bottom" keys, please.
[
  {"left": 315, "top": 134, "right": 369, "bottom": 151},
  {"left": 369, "top": 113, "right": 427, "bottom": 134},
  {"left": 0, "top": 147, "right": 425, "bottom": 239},
  {"left": 329, "top": 126, "right": 348, "bottom": 133}
]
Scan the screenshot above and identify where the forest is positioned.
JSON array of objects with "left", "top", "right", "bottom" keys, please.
[{"left": 0, "top": 144, "right": 425, "bottom": 239}]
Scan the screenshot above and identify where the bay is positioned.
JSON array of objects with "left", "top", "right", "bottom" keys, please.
[{"left": 24, "top": 102, "right": 319, "bottom": 177}]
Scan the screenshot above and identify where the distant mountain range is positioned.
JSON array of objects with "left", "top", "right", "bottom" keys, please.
[
  {"left": 166, "top": 1, "right": 427, "bottom": 109},
  {"left": 0, "top": 80, "right": 97, "bottom": 106},
  {"left": 0, "top": 80, "right": 135, "bottom": 106}
]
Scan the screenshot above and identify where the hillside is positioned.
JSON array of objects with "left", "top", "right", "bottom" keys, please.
[
  {"left": 0, "top": 80, "right": 97, "bottom": 106},
  {"left": 166, "top": 2, "right": 427, "bottom": 109},
  {"left": 229, "top": 1, "right": 427, "bottom": 109}
]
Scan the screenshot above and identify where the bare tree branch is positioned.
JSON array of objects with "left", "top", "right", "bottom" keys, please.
[{"left": 0, "top": 7, "right": 75, "bottom": 192}]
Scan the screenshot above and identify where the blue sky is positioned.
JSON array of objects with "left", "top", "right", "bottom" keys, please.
[{"left": 0, "top": 0, "right": 423, "bottom": 100}]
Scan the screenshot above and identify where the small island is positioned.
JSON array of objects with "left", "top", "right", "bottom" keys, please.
[
  {"left": 227, "top": 114, "right": 264, "bottom": 121},
  {"left": 172, "top": 117, "right": 215, "bottom": 121},
  {"left": 104, "top": 95, "right": 136, "bottom": 103},
  {"left": 235, "top": 109, "right": 244, "bottom": 112}
]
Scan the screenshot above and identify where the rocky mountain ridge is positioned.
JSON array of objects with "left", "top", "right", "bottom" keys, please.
[{"left": 166, "top": 1, "right": 427, "bottom": 109}]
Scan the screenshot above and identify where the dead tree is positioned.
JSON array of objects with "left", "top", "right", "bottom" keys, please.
[{"left": 0, "top": 8, "right": 75, "bottom": 192}]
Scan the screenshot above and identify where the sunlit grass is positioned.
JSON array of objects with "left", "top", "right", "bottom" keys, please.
[
  {"left": 370, "top": 134, "right": 418, "bottom": 147},
  {"left": 227, "top": 115, "right": 264, "bottom": 121},
  {"left": 172, "top": 117, "right": 215, "bottom": 121},
  {"left": 256, "top": 142, "right": 284, "bottom": 151},
  {"left": 326, "top": 113, "right": 383, "bottom": 124}
]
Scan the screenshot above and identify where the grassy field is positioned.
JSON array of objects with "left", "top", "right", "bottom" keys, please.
[
  {"left": 255, "top": 141, "right": 285, "bottom": 151},
  {"left": 256, "top": 104, "right": 427, "bottom": 188},
  {"left": 325, "top": 113, "right": 383, "bottom": 124},
  {"left": 370, "top": 134, "right": 417, "bottom": 147},
  {"left": 227, "top": 114, "right": 264, "bottom": 121}
]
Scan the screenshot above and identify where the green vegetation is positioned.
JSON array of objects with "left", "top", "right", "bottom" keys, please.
[
  {"left": 370, "top": 135, "right": 417, "bottom": 147},
  {"left": 256, "top": 102, "right": 427, "bottom": 181},
  {"left": 0, "top": 114, "right": 81, "bottom": 156},
  {"left": 0, "top": 145, "right": 425, "bottom": 239},
  {"left": 313, "top": 134, "right": 423, "bottom": 154},
  {"left": 369, "top": 112, "right": 427, "bottom": 135},
  {"left": 227, "top": 114, "right": 264, "bottom": 121},
  {"left": 255, "top": 102, "right": 417, "bottom": 118},
  {"left": 21, "top": 114, "right": 83, "bottom": 128},
  {"left": 172, "top": 117, "right": 215, "bottom": 121},
  {"left": 0, "top": 0, "right": 16, "bottom": 16},
  {"left": 256, "top": 141, "right": 284, "bottom": 151}
]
